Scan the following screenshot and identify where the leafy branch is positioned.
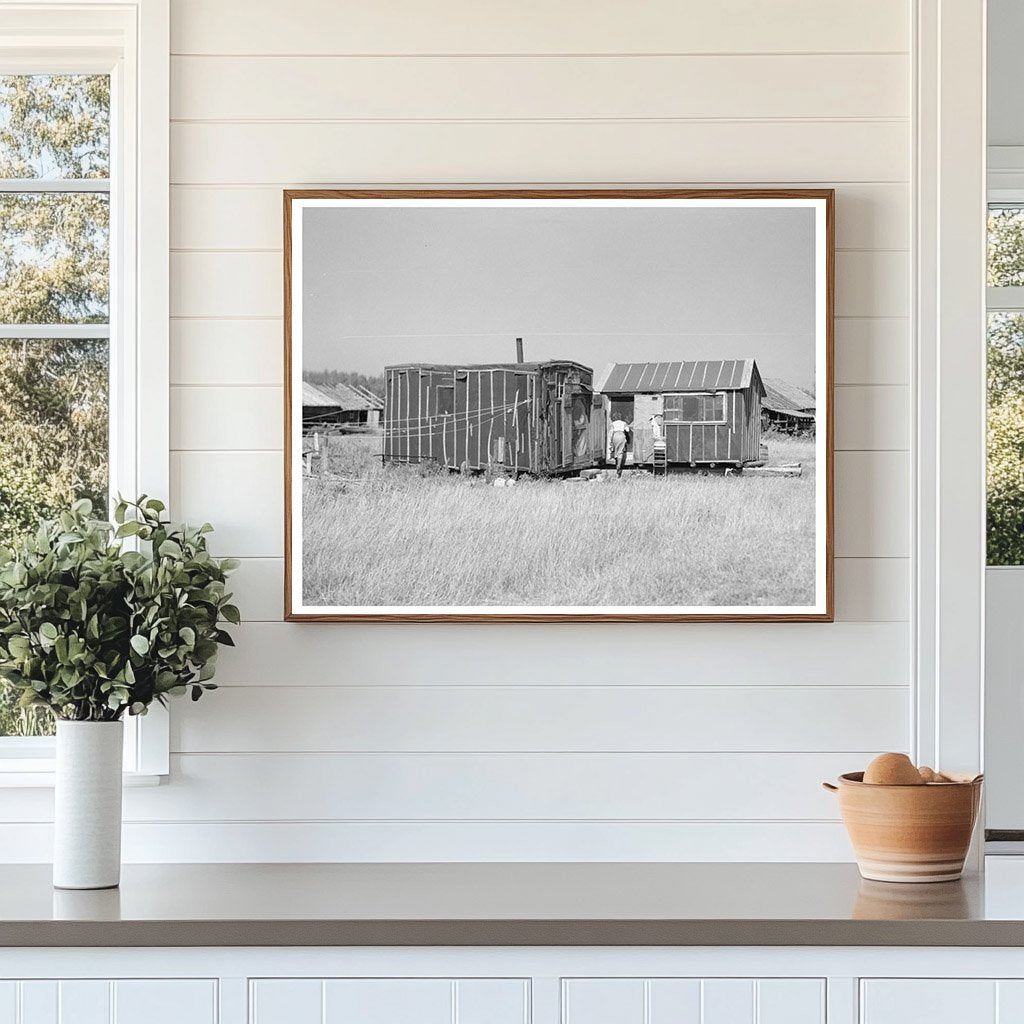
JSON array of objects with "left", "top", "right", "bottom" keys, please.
[{"left": 0, "top": 497, "right": 238, "bottom": 722}]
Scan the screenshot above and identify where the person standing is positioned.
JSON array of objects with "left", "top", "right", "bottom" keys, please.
[{"left": 609, "top": 416, "right": 631, "bottom": 478}]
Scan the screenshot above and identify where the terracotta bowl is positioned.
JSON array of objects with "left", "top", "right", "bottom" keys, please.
[{"left": 823, "top": 772, "right": 983, "bottom": 883}]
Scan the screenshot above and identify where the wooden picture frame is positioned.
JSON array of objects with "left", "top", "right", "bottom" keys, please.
[{"left": 284, "top": 189, "right": 834, "bottom": 622}]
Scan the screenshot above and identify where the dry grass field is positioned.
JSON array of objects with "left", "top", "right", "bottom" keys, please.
[{"left": 302, "top": 432, "right": 817, "bottom": 608}]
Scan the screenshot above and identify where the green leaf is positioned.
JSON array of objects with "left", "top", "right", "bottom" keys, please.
[
  {"left": 158, "top": 539, "right": 183, "bottom": 559},
  {"left": 130, "top": 634, "right": 150, "bottom": 656},
  {"left": 39, "top": 622, "right": 58, "bottom": 641},
  {"left": 220, "top": 604, "right": 240, "bottom": 625}
]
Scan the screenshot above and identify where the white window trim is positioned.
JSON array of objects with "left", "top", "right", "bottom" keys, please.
[
  {"left": 913, "top": 0, "right": 986, "bottom": 817},
  {"left": 0, "top": 0, "right": 169, "bottom": 783}
]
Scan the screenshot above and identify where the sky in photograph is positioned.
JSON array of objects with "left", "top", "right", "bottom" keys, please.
[{"left": 301, "top": 202, "right": 818, "bottom": 390}]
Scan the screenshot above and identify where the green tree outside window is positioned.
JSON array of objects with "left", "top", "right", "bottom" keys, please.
[{"left": 0, "top": 75, "right": 110, "bottom": 736}]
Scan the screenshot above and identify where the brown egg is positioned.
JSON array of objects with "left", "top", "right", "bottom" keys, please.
[{"left": 863, "top": 752, "right": 925, "bottom": 786}]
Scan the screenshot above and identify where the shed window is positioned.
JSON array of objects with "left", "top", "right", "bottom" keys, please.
[{"left": 664, "top": 392, "right": 727, "bottom": 424}]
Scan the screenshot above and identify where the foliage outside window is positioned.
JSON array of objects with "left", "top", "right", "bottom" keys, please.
[
  {"left": 0, "top": 75, "right": 110, "bottom": 736},
  {"left": 987, "top": 207, "right": 1024, "bottom": 565}
]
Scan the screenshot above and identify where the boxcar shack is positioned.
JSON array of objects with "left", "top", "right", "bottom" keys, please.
[
  {"left": 595, "top": 359, "right": 766, "bottom": 469},
  {"left": 383, "top": 360, "right": 603, "bottom": 476}
]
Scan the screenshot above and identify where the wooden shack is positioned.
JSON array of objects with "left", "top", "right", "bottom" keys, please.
[
  {"left": 301, "top": 380, "right": 384, "bottom": 432},
  {"left": 596, "top": 359, "right": 766, "bottom": 468},
  {"left": 383, "top": 360, "right": 602, "bottom": 475},
  {"left": 762, "top": 377, "right": 815, "bottom": 434},
  {"left": 324, "top": 382, "right": 385, "bottom": 431},
  {"left": 300, "top": 381, "right": 342, "bottom": 431}
]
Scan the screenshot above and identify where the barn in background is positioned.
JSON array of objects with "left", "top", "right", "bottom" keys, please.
[
  {"left": 762, "top": 378, "right": 816, "bottom": 434},
  {"left": 300, "top": 381, "right": 342, "bottom": 431},
  {"left": 596, "top": 360, "right": 766, "bottom": 468},
  {"left": 301, "top": 380, "right": 384, "bottom": 433},
  {"left": 383, "top": 360, "right": 602, "bottom": 475}
]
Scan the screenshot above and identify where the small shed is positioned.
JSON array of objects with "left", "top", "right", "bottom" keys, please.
[
  {"left": 301, "top": 381, "right": 342, "bottom": 431},
  {"left": 324, "top": 382, "right": 385, "bottom": 430},
  {"left": 762, "top": 378, "right": 816, "bottom": 434},
  {"left": 383, "top": 360, "right": 602, "bottom": 475},
  {"left": 596, "top": 359, "right": 766, "bottom": 468}
]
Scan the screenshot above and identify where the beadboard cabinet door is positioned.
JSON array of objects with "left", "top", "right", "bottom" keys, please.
[
  {"left": 0, "top": 980, "right": 217, "bottom": 1024},
  {"left": 249, "top": 978, "right": 529, "bottom": 1024},
  {"left": 562, "top": 978, "right": 825, "bottom": 1024},
  {"left": 860, "top": 979, "right": 1024, "bottom": 1024}
]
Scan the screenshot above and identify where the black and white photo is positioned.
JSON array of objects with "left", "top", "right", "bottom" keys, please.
[{"left": 284, "top": 190, "right": 833, "bottom": 621}]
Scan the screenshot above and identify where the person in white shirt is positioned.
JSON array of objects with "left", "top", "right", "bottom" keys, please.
[{"left": 609, "top": 417, "right": 631, "bottom": 477}]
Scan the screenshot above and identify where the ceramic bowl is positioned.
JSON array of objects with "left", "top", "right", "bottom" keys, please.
[{"left": 823, "top": 772, "right": 983, "bottom": 883}]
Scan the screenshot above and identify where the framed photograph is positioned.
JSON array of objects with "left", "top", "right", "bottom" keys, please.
[{"left": 284, "top": 189, "right": 834, "bottom": 622}]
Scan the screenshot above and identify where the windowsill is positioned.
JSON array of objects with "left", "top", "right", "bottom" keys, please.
[{"left": 0, "top": 763, "right": 165, "bottom": 788}]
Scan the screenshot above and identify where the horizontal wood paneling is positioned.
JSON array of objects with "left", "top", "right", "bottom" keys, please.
[
  {"left": 170, "top": 120, "right": 909, "bottom": 186},
  {"left": 835, "top": 251, "right": 909, "bottom": 318},
  {"left": 0, "top": 752, "right": 870, "bottom": 822},
  {"left": 209, "top": 621, "right": 910, "bottom": 687},
  {"left": 833, "top": 557, "right": 909, "bottom": 622},
  {"left": 17, "top": 0, "right": 912, "bottom": 864},
  {"left": 170, "top": 320, "right": 283, "bottom": 385},
  {"left": 226, "top": 555, "right": 909, "bottom": 623},
  {"left": 170, "top": 183, "right": 909, "bottom": 251},
  {"left": 170, "top": 386, "right": 281, "bottom": 450},
  {"left": 170, "top": 451, "right": 282, "bottom": 556},
  {"left": 834, "top": 452, "right": 910, "bottom": 558},
  {"left": 834, "top": 318, "right": 909, "bottom": 386},
  {"left": 116, "top": 752, "right": 857, "bottom": 821},
  {"left": 171, "top": 684, "right": 909, "bottom": 753},
  {"left": 0, "top": 820, "right": 856, "bottom": 862},
  {"left": 834, "top": 385, "right": 909, "bottom": 450},
  {"left": 171, "top": 54, "right": 908, "bottom": 121},
  {"left": 167, "top": 383, "right": 905, "bottom": 452},
  {"left": 170, "top": 450, "right": 907, "bottom": 558},
  {"left": 170, "top": 0, "right": 909, "bottom": 56},
  {"left": 170, "top": 249, "right": 909, "bottom": 320}
]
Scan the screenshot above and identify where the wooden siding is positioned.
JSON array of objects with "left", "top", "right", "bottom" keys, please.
[{"left": 0, "top": 0, "right": 916, "bottom": 865}]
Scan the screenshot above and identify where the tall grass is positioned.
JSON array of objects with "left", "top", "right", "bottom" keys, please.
[{"left": 302, "top": 432, "right": 816, "bottom": 608}]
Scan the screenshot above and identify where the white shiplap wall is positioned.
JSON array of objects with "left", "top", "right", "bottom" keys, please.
[{"left": 2, "top": 0, "right": 915, "bottom": 862}]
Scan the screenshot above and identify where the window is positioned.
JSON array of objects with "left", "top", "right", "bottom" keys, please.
[
  {"left": 664, "top": 392, "right": 727, "bottom": 424},
  {"left": 986, "top": 205, "right": 1024, "bottom": 565},
  {"left": 0, "top": 75, "right": 111, "bottom": 739},
  {"left": 0, "top": 3, "right": 169, "bottom": 778}
]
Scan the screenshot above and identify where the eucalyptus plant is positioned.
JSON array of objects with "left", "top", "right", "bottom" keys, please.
[{"left": 0, "top": 497, "right": 239, "bottom": 722}]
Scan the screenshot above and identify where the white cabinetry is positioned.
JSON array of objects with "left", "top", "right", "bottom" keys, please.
[
  {"left": 249, "top": 979, "right": 529, "bottom": 1024},
  {"left": 861, "top": 979, "right": 1024, "bottom": 1024},
  {"left": 0, "top": 980, "right": 217, "bottom": 1024},
  {"left": 563, "top": 978, "right": 824, "bottom": 1024}
]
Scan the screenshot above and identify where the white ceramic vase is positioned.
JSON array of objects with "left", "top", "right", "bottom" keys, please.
[{"left": 53, "top": 720, "right": 124, "bottom": 890}]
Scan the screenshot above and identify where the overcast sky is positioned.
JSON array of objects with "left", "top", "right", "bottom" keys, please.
[{"left": 301, "top": 203, "right": 817, "bottom": 389}]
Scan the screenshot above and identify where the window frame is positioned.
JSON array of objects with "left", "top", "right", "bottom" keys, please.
[
  {"left": 663, "top": 391, "right": 729, "bottom": 426},
  {"left": 0, "top": 0, "right": 169, "bottom": 783}
]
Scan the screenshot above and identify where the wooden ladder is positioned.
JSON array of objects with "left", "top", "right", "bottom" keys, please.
[{"left": 652, "top": 440, "right": 667, "bottom": 477}]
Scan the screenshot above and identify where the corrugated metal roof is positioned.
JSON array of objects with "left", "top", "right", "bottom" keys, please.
[
  {"left": 326, "top": 382, "right": 384, "bottom": 412},
  {"left": 600, "top": 360, "right": 756, "bottom": 393},
  {"left": 763, "top": 378, "right": 816, "bottom": 416},
  {"left": 301, "top": 381, "right": 341, "bottom": 408}
]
